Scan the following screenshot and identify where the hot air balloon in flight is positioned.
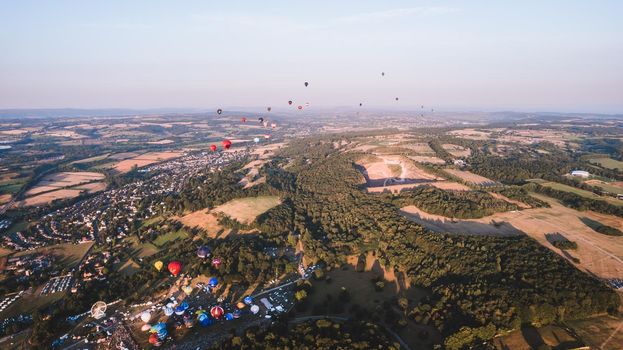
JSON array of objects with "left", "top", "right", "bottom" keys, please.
[
  {"left": 241, "top": 117, "right": 247, "bottom": 123},
  {"left": 258, "top": 117, "right": 264, "bottom": 123},
  {"left": 267, "top": 107, "right": 271, "bottom": 112},
  {"left": 208, "top": 277, "right": 219, "bottom": 288},
  {"left": 271, "top": 122, "right": 277, "bottom": 128},
  {"left": 381, "top": 72, "right": 385, "bottom": 76},
  {"left": 297, "top": 105, "right": 303, "bottom": 110},
  {"left": 359, "top": 103, "right": 363, "bottom": 107},
  {"left": 225, "top": 313, "right": 234, "bottom": 321},
  {"left": 175, "top": 305, "right": 185, "bottom": 316},
  {"left": 212, "top": 257, "right": 222, "bottom": 268},
  {"left": 149, "top": 333, "right": 160, "bottom": 346},
  {"left": 395, "top": 97, "right": 399, "bottom": 101},
  {"left": 210, "top": 305, "right": 225, "bottom": 319},
  {"left": 197, "top": 311, "right": 213, "bottom": 327},
  {"left": 233, "top": 309, "right": 241, "bottom": 319},
  {"left": 304, "top": 82, "right": 309, "bottom": 87},
  {"left": 163, "top": 306, "right": 174, "bottom": 316},
  {"left": 250, "top": 305, "right": 260, "bottom": 314},
  {"left": 154, "top": 261, "right": 163, "bottom": 271},
  {"left": 210, "top": 144, "right": 217, "bottom": 152},
  {"left": 217, "top": 109, "right": 223, "bottom": 115},
  {"left": 197, "top": 246, "right": 210, "bottom": 259},
  {"left": 253, "top": 137, "right": 260, "bottom": 143},
  {"left": 168, "top": 261, "right": 182, "bottom": 276},
  {"left": 243, "top": 296, "right": 253, "bottom": 305},
  {"left": 222, "top": 140, "right": 232, "bottom": 150},
  {"left": 288, "top": 100, "right": 293, "bottom": 105},
  {"left": 263, "top": 121, "right": 269, "bottom": 128}
]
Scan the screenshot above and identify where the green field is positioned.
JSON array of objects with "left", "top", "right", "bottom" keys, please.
[
  {"left": 587, "top": 157, "right": 623, "bottom": 171},
  {"left": 585, "top": 181, "right": 623, "bottom": 195},
  {"left": 529, "top": 179, "right": 623, "bottom": 207},
  {"left": 153, "top": 229, "right": 189, "bottom": 247},
  {"left": 14, "top": 241, "right": 94, "bottom": 269}
]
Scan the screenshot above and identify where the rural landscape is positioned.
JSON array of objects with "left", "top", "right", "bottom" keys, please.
[
  {"left": 2, "top": 1, "right": 622, "bottom": 349},
  {"left": 0, "top": 110, "right": 622, "bottom": 350}
]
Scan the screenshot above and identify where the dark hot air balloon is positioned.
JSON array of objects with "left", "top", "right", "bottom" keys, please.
[
  {"left": 267, "top": 107, "right": 271, "bottom": 112},
  {"left": 297, "top": 105, "right": 303, "bottom": 110},
  {"left": 217, "top": 109, "right": 222, "bottom": 115},
  {"left": 288, "top": 100, "right": 293, "bottom": 105},
  {"left": 304, "top": 82, "right": 309, "bottom": 87}
]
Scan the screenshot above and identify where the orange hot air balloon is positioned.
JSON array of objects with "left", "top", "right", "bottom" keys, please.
[
  {"left": 168, "top": 261, "right": 182, "bottom": 276},
  {"left": 210, "top": 144, "right": 217, "bottom": 152},
  {"left": 222, "top": 140, "right": 232, "bottom": 150}
]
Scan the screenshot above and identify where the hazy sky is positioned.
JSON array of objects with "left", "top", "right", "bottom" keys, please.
[{"left": 1, "top": 1, "right": 622, "bottom": 112}]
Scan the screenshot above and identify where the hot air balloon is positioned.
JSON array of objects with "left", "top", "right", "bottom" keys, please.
[
  {"left": 297, "top": 105, "right": 303, "bottom": 110},
  {"left": 258, "top": 117, "right": 264, "bottom": 123},
  {"left": 263, "top": 121, "right": 269, "bottom": 128},
  {"left": 395, "top": 97, "right": 399, "bottom": 101},
  {"left": 236, "top": 301, "right": 246, "bottom": 309},
  {"left": 305, "top": 102, "right": 310, "bottom": 107},
  {"left": 149, "top": 333, "right": 160, "bottom": 345},
  {"left": 243, "top": 296, "right": 253, "bottom": 305},
  {"left": 212, "top": 257, "right": 222, "bottom": 268},
  {"left": 241, "top": 117, "right": 247, "bottom": 123},
  {"left": 304, "top": 82, "right": 309, "bottom": 87},
  {"left": 253, "top": 137, "right": 260, "bottom": 143},
  {"left": 271, "top": 122, "right": 277, "bottom": 128},
  {"left": 208, "top": 277, "right": 218, "bottom": 288},
  {"left": 288, "top": 100, "right": 293, "bottom": 105},
  {"left": 210, "top": 306, "right": 224, "bottom": 319},
  {"left": 182, "top": 285, "right": 193, "bottom": 295},
  {"left": 197, "top": 311, "right": 213, "bottom": 327},
  {"left": 250, "top": 305, "right": 260, "bottom": 314},
  {"left": 359, "top": 103, "right": 362, "bottom": 107},
  {"left": 222, "top": 140, "right": 232, "bottom": 150},
  {"left": 267, "top": 107, "right": 271, "bottom": 112},
  {"left": 154, "top": 261, "right": 163, "bottom": 271},
  {"left": 183, "top": 313, "right": 194, "bottom": 328},
  {"left": 168, "top": 261, "right": 182, "bottom": 276},
  {"left": 233, "top": 309, "right": 241, "bottom": 319},
  {"left": 163, "top": 306, "right": 174, "bottom": 316},
  {"left": 140, "top": 310, "right": 151, "bottom": 323},
  {"left": 180, "top": 300, "right": 189, "bottom": 310},
  {"left": 225, "top": 313, "right": 234, "bottom": 321},
  {"left": 174, "top": 305, "right": 185, "bottom": 316},
  {"left": 217, "top": 109, "right": 223, "bottom": 115},
  {"left": 381, "top": 72, "right": 385, "bottom": 76},
  {"left": 197, "top": 246, "right": 210, "bottom": 259},
  {"left": 141, "top": 324, "right": 152, "bottom": 332},
  {"left": 421, "top": 105, "right": 424, "bottom": 109},
  {"left": 264, "top": 134, "right": 270, "bottom": 139}
]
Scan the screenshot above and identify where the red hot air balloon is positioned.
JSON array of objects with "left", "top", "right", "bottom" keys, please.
[
  {"left": 211, "top": 257, "right": 222, "bottom": 268},
  {"left": 222, "top": 140, "right": 232, "bottom": 150},
  {"left": 210, "top": 144, "right": 217, "bottom": 152},
  {"left": 297, "top": 105, "right": 303, "bottom": 110},
  {"left": 210, "top": 306, "right": 224, "bottom": 319},
  {"left": 168, "top": 261, "right": 182, "bottom": 276},
  {"left": 288, "top": 100, "right": 293, "bottom": 105},
  {"left": 149, "top": 333, "right": 160, "bottom": 345},
  {"left": 271, "top": 122, "right": 277, "bottom": 128},
  {"left": 241, "top": 117, "right": 247, "bottom": 123}
]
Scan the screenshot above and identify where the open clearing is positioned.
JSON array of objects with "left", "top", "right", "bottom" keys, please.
[
  {"left": 178, "top": 210, "right": 228, "bottom": 238},
  {"left": 448, "top": 129, "right": 492, "bottom": 140},
  {"left": 113, "top": 151, "right": 183, "bottom": 173},
  {"left": 408, "top": 155, "right": 446, "bottom": 165},
  {"left": 14, "top": 241, "right": 93, "bottom": 269},
  {"left": 442, "top": 144, "right": 471, "bottom": 157},
  {"left": 17, "top": 172, "right": 105, "bottom": 207},
  {"left": 530, "top": 179, "right": 623, "bottom": 206},
  {"left": 584, "top": 179, "right": 623, "bottom": 195},
  {"left": 587, "top": 157, "right": 623, "bottom": 171},
  {"left": 566, "top": 314, "right": 623, "bottom": 350},
  {"left": 213, "top": 196, "right": 281, "bottom": 224},
  {"left": 493, "top": 325, "right": 582, "bottom": 350},
  {"left": 400, "top": 195, "right": 623, "bottom": 279},
  {"left": 443, "top": 169, "right": 497, "bottom": 185}
]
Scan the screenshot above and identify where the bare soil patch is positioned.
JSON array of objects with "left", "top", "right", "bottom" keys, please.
[
  {"left": 408, "top": 155, "right": 446, "bottom": 164},
  {"left": 444, "top": 169, "right": 496, "bottom": 185},
  {"left": 213, "top": 196, "right": 281, "bottom": 225},
  {"left": 442, "top": 144, "right": 471, "bottom": 157},
  {"left": 113, "top": 151, "right": 183, "bottom": 173}
]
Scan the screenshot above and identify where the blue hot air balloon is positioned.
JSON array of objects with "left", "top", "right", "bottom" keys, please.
[
  {"left": 225, "top": 313, "right": 234, "bottom": 321},
  {"left": 174, "top": 305, "right": 185, "bottom": 315},
  {"left": 208, "top": 277, "right": 218, "bottom": 288},
  {"left": 197, "top": 246, "right": 210, "bottom": 259},
  {"left": 180, "top": 300, "right": 189, "bottom": 311},
  {"left": 243, "top": 296, "right": 253, "bottom": 305}
]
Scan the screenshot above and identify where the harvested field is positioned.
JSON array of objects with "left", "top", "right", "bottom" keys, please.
[
  {"left": 401, "top": 195, "right": 623, "bottom": 279},
  {"left": 213, "top": 196, "right": 281, "bottom": 224},
  {"left": 19, "top": 171, "right": 105, "bottom": 206},
  {"left": 408, "top": 155, "right": 446, "bottom": 164},
  {"left": 357, "top": 155, "right": 442, "bottom": 188},
  {"left": 147, "top": 139, "right": 175, "bottom": 144},
  {"left": 178, "top": 210, "right": 228, "bottom": 238},
  {"left": 366, "top": 181, "right": 470, "bottom": 193},
  {"left": 566, "top": 315, "right": 623, "bottom": 350},
  {"left": 19, "top": 189, "right": 83, "bottom": 206},
  {"left": 33, "top": 172, "right": 104, "bottom": 189},
  {"left": 443, "top": 169, "right": 497, "bottom": 185},
  {"left": 448, "top": 129, "right": 492, "bottom": 140},
  {"left": 493, "top": 325, "right": 582, "bottom": 350},
  {"left": 0, "top": 194, "right": 11, "bottom": 205},
  {"left": 584, "top": 179, "right": 623, "bottom": 195},
  {"left": 531, "top": 180, "right": 623, "bottom": 206},
  {"left": 113, "top": 151, "right": 183, "bottom": 173},
  {"left": 398, "top": 143, "right": 435, "bottom": 154},
  {"left": 442, "top": 144, "right": 471, "bottom": 157}
]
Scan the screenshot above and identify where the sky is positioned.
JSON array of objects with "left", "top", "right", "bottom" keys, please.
[{"left": 1, "top": 0, "right": 622, "bottom": 113}]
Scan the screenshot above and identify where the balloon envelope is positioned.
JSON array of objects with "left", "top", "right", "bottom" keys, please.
[
  {"left": 197, "top": 246, "right": 210, "bottom": 258},
  {"left": 225, "top": 313, "right": 234, "bottom": 321},
  {"left": 154, "top": 261, "right": 163, "bottom": 271},
  {"left": 208, "top": 277, "right": 218, "bottom": 287},
  {"left": 253, "top": 137, "right": 260, "bottom": 143},
  {"left": 140, "top": 311, "right": 151, "bottom": 323},
  {"left": 217, "top": 109, "right": 222, "bottom": 115},
  {"left": 210, "top": 144, "right": 217, "bottom": 152},
  {"left": 243, "top": 296, "right": 253, "bottom": 305},
  {"left": 250, "top": 305, "right": 260, "bottom": 314},
  {"left": 222, "top": 140, "right": 232, "bottom": 150},
  {"left": 182, "top": 285, "right": 193, "bottom": 295},
  {"left": 168, "top": 261, "right": 182, "bottom": 276},
  {"left": 164, "top": 306, "right": 174, "bottom": 316},
  {"left": 141, "top": 324, "right": 152, "bottom": 332},
  {"left": 210, "top": 306, "right": 224, "bottom": 319}
]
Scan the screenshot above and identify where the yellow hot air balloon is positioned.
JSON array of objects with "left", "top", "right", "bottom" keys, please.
[
  {"left": 182, "top": 285, "right": 193, "bottom": 295},
  {"left": 154, "top": 261, "right": 164, "bottom": 271}
]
